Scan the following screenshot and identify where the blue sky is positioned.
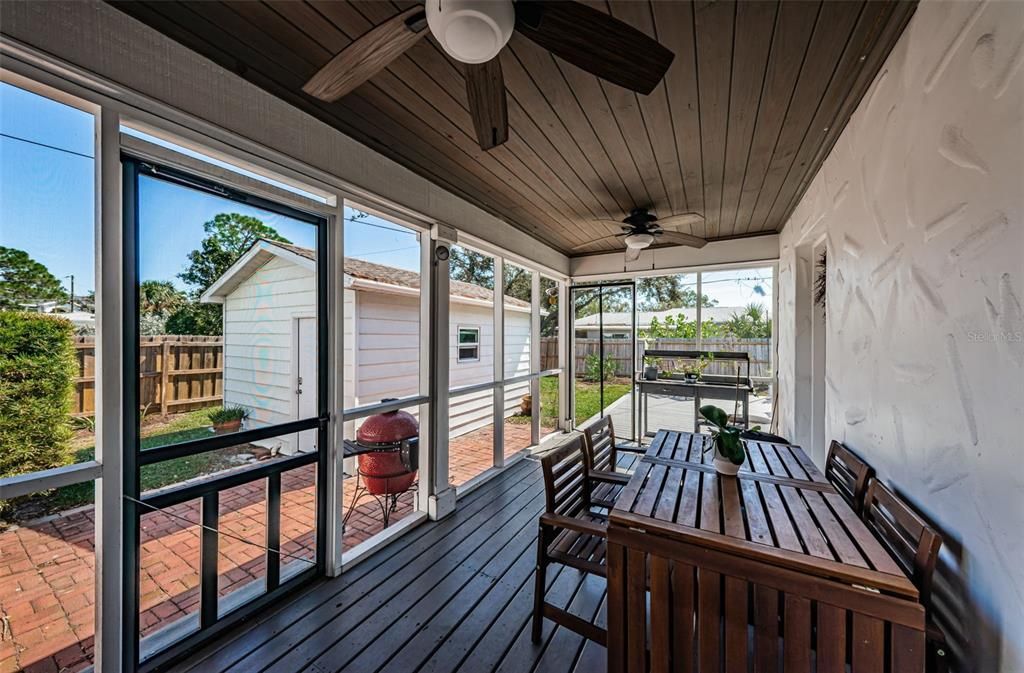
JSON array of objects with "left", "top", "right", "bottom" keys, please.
[
  {"left": 1, "top": 81, "right": 421, "bottom": 294},
  {"left": 1, "top": 82, "right": 96, "bottom": 293}
]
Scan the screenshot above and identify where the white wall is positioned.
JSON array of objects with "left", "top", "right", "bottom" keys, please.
[
  {"left": 776, "top": 2, "right": 1023, "bottom": 670},
  {"left": 571, "top": 233, "right": 779, "bottom": 279},
  {"left": 0, "top": 1, "right": 569, "bottom": 276},
  {"left": 222, "top": 256, "right": 316, "bottom": 453}
]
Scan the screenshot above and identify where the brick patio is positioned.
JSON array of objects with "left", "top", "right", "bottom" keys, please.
[{"left": 0, "top": 421, "right": 554, "bottom": 673}]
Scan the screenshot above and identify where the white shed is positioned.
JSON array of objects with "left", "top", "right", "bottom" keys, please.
[{"left": 201, "top": 239, "right": 533, "bottom": 454}]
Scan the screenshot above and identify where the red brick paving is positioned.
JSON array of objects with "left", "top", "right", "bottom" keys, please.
[{"left": 0, "top": 421, "right": 556, "bottom": 673}]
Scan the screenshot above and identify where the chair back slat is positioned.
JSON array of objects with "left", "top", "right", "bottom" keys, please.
[
  {"left": 582, "top": 416, "right": 617, "bottom": 472},
  {"left": 540, "top": 435, "right": 591, "bottom": 517},
  {"left": 825, "top": 441, "right": 874, "bottom": 513},
  {"left": 863, "top": 479, "right": 943, "bottom": 606}
]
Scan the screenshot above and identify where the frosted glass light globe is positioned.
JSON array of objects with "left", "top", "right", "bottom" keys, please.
[{"left": 426, "top": 0, "right": 515, "bottom": 64}]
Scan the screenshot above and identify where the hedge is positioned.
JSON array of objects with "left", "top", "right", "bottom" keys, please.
[{"left": 0, "top": 312, "right": 76, "bottom": 480}]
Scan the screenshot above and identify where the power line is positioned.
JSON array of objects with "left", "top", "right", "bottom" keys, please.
[{"left": 0, "top": 132, "right": 94, "bottom": 160}]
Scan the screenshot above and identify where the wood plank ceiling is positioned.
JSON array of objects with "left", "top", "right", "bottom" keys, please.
[{"left": 109, "top": 0, "right": 916, "bottom": 256}]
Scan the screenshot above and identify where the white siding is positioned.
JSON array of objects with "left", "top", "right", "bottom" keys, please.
[
  {"left": 222, "top": 256, "right": 315, "bottom": 453},
  {"left": 221, "top": 258, "right": 538, "bottom": 449}
]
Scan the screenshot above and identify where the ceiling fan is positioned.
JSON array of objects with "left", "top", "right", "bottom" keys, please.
[
  {"left": 302, "top": 0, "right": 675, "bottom": 150},
  {"left": 573, "top": 208, "right": 707, "bottom": 262}
]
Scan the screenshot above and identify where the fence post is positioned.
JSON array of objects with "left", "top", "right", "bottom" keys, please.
[{"left": 161, "top": 339, "right": 171, "bottom": 418}]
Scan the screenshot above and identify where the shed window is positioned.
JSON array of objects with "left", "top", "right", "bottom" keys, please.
[{"left": 458, "top": 326, "right": 480, "bottom": 362}]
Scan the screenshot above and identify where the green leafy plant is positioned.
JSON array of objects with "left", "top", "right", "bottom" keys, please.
[
  {"left": 699, "top": 404, "right": 745, "bottom": 465},
  {"left": 0, "top": 313, "right": 76, "bottom": 486},
  {"left": 680, "top": 354, "right": 713, "bottom": 378},
  {"left": 583, "top": 353, "right": 616, "bottom": 382},
  {"left": 208, "top": 405, "right": 249, "bottom": 425}
]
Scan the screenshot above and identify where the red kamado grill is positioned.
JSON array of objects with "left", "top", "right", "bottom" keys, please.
[{"left": 352, "top": 406, "right": 419, "bottom": 494}]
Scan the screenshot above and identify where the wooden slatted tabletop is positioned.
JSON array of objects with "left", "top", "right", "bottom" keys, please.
[{"left": 610, "top": 430, "right": 918, "bottom": 599}]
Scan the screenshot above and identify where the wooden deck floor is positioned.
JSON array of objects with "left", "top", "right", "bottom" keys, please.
[{"left": 176, "top": 454, "right": 623, "bottom": 673}]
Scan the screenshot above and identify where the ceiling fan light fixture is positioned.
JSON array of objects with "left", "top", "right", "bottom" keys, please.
[
  {"left": 624, "top": 232, "right": 655, "bottom": 250},
  {"left": 426, "top": 0, "right": 515, "bottom": 64}
]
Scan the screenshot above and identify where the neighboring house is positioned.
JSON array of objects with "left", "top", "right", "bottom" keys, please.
[
  {"left": 573, "top": 306, "right": 750, "bottom": 339},
  {"left": 202, "top": 239, "right": 533, "bottom": 454},
  {"left": 19, "top": 300, "right": 96, "bottom": 331}
]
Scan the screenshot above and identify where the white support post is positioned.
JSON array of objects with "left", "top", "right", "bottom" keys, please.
[
  {"left": 696, "top": 273, "right": 704, "bottom": 351},
  {"left": 426, "top": 231, "right": 455, "bottom": 519},
  {"left": 559, "top": 281, "right": 569, "bottom": 430},
  {"left": 530, "top": 271, "right": 541, "bottom": 446},
  {"left": 492, "top": 256, "right": 505, "bottom": 468},
  {"left": 94, "top": 105, "right": 124, "bottom": 673},
  {"left": 326, "top": 204, "right": 345, "bottom": 576}
]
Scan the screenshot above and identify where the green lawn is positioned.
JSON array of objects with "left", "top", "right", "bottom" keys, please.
[
  {"left": 573, "top": 379, "right": 631, "bottom": 423},
  {"left": 508, "top": 378, "right": 630, "bottom": 429},
  {"left": 17, "top": 409, "right": 241, "bottom": 518}
]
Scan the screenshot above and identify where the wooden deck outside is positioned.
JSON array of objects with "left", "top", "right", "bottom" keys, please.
[{"left": 176, "top": 453, "right": 636, "bottom": 673}]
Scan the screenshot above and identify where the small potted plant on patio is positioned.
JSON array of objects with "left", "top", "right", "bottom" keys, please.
[
  {"left": 209, "top": 405, "right": 249, "bottom": 434},
  {"left": 700, "top": 404, "right": 746, "bottom": 476}
]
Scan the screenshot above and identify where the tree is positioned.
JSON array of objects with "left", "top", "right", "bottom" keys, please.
[
  {"left": 636, "top": 275, "right": 716, "bottom": 311},
  {"left": 449, "top": 246, "right": 494, "bottom": 289},
  {"left": 171, "top": 213, "right": 288, "bottom": 336},
  {"left": 139, "top": 280, "right": 186, "bottom": 317},
  {"left": 166, "top": 303, "right": 222, "bottom": 335},
  {"left": 0, "top": 246, "right": 66, "bottom": 310},
  {"left": 723, "top": 303, "right": 771, "bottom": 338},
  {"left": 178, "top": 213, "right": 290, "bottom": 296}
]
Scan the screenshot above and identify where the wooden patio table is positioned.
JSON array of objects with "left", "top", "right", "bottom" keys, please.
[{"left": 606, "top": 430, "right": 926, "bottom": 673}]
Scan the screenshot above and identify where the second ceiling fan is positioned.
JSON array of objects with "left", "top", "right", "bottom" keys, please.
[
  {"left": 303, "top": 0, "right": 675, "bottom": 150},
  {"left": 574, "top": 208, "right": 707, "bottom": 262}
]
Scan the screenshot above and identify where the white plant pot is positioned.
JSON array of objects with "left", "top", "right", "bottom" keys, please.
[{"left": 713, "top": 447, "right": 742, "bottom": 476}]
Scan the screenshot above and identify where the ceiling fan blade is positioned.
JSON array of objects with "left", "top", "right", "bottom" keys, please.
[
  {"left": 624, "top": 246, "right": 643, "bottom": 263},
  {"left": 571, "top": 234, "right": 623, "bottom": 252},
  {"left": 514, "top": 1, "right": 674, "bottom": 95},
  {"left": 303, "top": 7, "right": 427, "bottom": 102},
  {"left": 465, "top": 58, "right": 508, "bottom": 150},
  {"left": 656, "top": 212, "right": 706, "bottom": 233},
  {"left": 657, "top": 231, "right": 708, "bottom": 248}
]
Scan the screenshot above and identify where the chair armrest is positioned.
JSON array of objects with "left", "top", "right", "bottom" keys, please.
[
  {"left": 615, "top": 444, "right": 646, "bottom": 453},
  {"left": 539, "top": 512, "right": 607, "bottom": 538},
  {"left": 590, "top": 469, "right": 630, "bottom": 485}
]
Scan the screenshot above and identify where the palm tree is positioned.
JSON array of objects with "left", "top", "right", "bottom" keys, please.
[
  {"left": 725, "top": 303, "right": 771, "bottom": 338},
  {"left": 139, "top": 280, "right": 186, "bottom": 316}
]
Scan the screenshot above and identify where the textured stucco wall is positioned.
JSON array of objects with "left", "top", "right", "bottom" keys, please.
[{"left": 777, "top": 1, "right": 1024, "bottom": 670}]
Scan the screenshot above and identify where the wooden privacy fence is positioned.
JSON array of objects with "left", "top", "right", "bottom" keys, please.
[
  {"left": 73, "top": 335, "right": 224, "bottom": 417},
  {"left": 559, "top": 337, "right": 772, "bottom": 380}
]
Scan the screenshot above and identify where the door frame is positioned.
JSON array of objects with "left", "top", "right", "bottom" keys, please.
[
  {"left": 122, "top": 157, "right": 330, "bottom": 673},
  {"left": 292, "top": 313, "right": 319, "bottom": 452},
  {"left": 569, "top": 281, "right": 637, "bottom": 441}
]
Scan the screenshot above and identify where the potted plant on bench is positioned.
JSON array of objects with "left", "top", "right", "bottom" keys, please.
[
  {"left": 209, "top": 405, "right": 249, "bottom": 434},
  {"left": 700, "top": 404, "right": 747, "bottom": 476},
  {"left": 680, "top": 353, "right": 713, "bottom": 382},
  {"left": 642, "top": 354, "right": 661, "bottom": 380}
]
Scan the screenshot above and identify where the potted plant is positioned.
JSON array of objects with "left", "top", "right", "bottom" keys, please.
[
  {"left": 699, "top": 404, "right": 746, "bottom": 476},
  {"left": 209, "top": 405, "right": 249, "bottom": 434},
  {"left": 642, "top": 355, "right": 660, "bottom": 381},
  {"left": 681, "top": 354, "right": 713, "bottom": 382}
]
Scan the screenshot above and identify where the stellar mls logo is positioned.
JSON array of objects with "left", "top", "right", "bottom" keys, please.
[{"left": 966, "top": 331, "right": 1023, "bottom": 344}]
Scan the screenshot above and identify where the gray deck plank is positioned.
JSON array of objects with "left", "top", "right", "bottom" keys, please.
[{"left": 174, "top": 455, "right": 614, "bottom": 673}]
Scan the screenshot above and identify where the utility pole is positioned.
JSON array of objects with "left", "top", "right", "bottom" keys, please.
[{"left": 65, "top": 274, "right": 75, "bottom": 311}]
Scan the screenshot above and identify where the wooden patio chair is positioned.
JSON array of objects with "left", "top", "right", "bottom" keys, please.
[
  {"left": 862, "top": 478, "right": 949, "bottom": 672},
  {"left": 825, "top": 440, "right": 874, "bottom": 514},
  {"left": 532, "top": 435, "right": 609, "bottom": 645},
  {"left": 580, "top": 416, "right": 638, "bottom": 508}
]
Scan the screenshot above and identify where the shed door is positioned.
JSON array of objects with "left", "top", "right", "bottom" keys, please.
[{"left": 296, "top": 317, "right": 318, "bottom": 451}]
